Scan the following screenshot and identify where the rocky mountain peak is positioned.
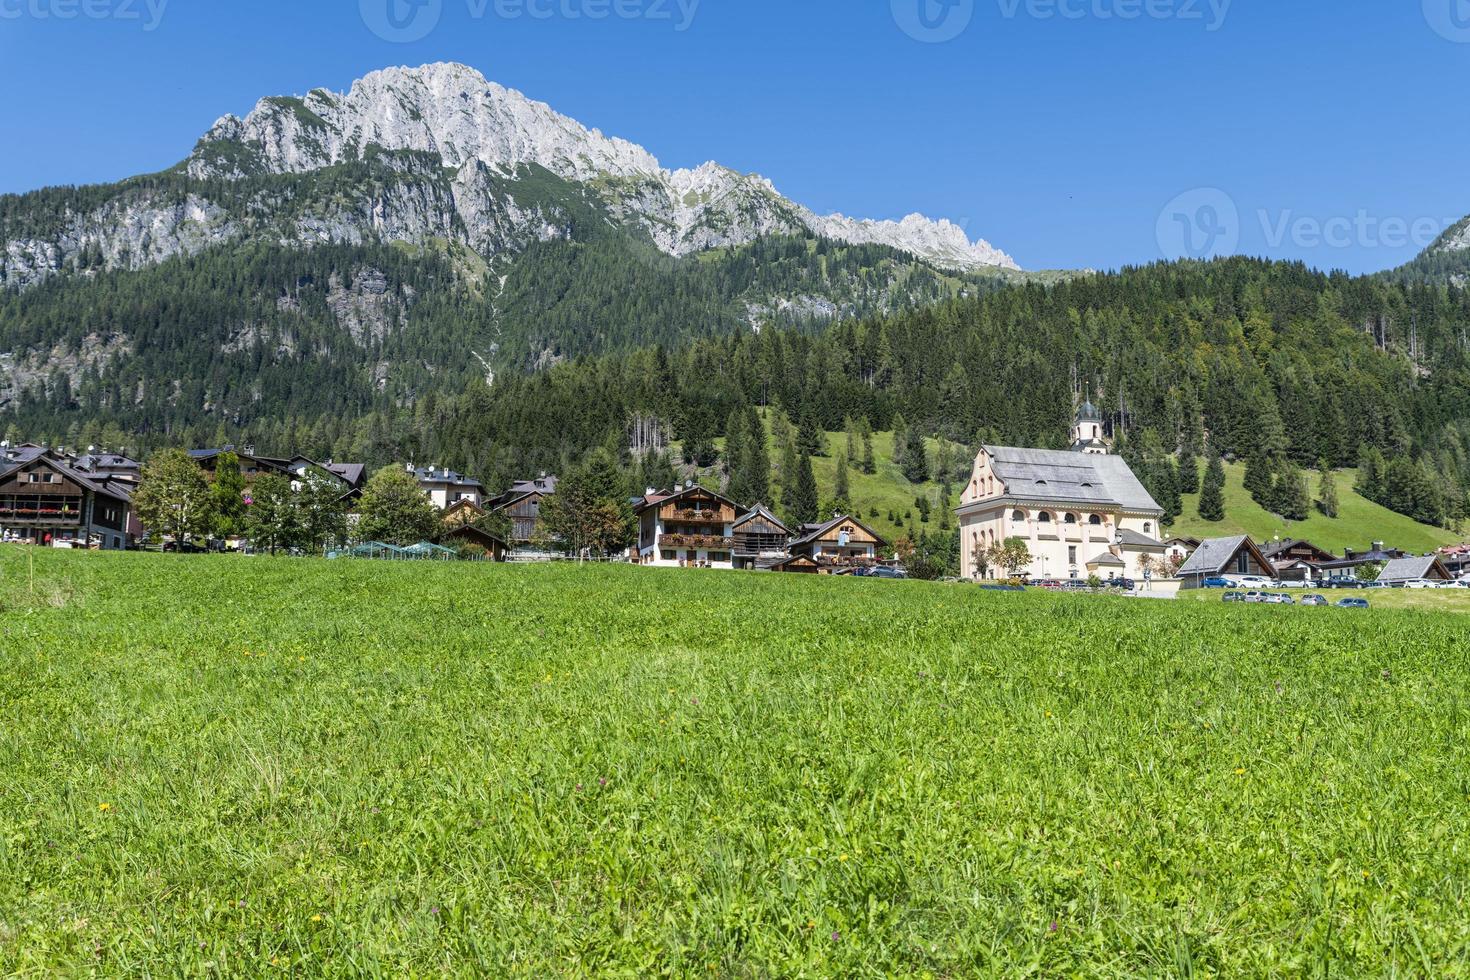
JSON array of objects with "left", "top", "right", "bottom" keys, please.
[{"left": 190, "top": 62, "right": 1017, "bottom": 272}]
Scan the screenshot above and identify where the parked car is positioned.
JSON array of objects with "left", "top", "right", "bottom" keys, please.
[
  {"left": 1279, "top": 579, "right": 1316, "bottom": 589},
  {"left": 1202, "top": 577, "right": 1234, "bottom": 589},
  {"left": 1263, "top": 593, "right": 1295, "bottom": 605},
  {"left": 869, "top": 566, "right": 908, "bottom": 580},
  {"left": 1108, "top": 578, "right": 1137, "bottom": 591},
  {"left": 1337, "top": 597, "right": 1371, "bottom": 609},
  {"left": 1232, "top": 575, "right": 1277, "bottom": 589},
  {"left": 1402, "top": 579, "right": 1439, "bottom": 589},
  {"left": 1243, "top": 591, "right": 1270, "bottom": 603},
  {"left": 1222, "top": 591, "right": 1246, "bottom": 603},
  {"left": 1300, "top": 594, "right": 1329, "bottom": 607}
]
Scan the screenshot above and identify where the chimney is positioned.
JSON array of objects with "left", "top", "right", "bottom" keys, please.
[
  {"left": 645, "top": 487, "right": 658, "bottom": 497},
  {"left": 1373, "top": 541, "right": 1385, "bottom": 554}
]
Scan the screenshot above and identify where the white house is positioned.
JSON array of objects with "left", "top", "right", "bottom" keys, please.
[
  {"left": 633, "top": 485, "right": 740, "bottom": 568},
  {"left": 956, "top": 401, "right": 1167, "bottom": 582},
  {"left": 411, "top": 465, "right": 484, "bottom": 510}
]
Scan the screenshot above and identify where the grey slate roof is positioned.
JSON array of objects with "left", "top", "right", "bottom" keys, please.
[
  {"left": 1118, "top": 528, "right": 1166, "bottom": 548},
  {"left": 1377, "top": 556, "right": 1448, "bottom": 582},
  {"left": 789, "top": 514, "right": 887, "bottom": 549},
  {"left": 1087, "top": 551, "right": 1126, "bottom": 567},
  {"left": 1176, "top": 536, "right": 1251, "bottom": 577},
  {"left": 983, "top": 446, "right": 1163, "bottom": 514}
]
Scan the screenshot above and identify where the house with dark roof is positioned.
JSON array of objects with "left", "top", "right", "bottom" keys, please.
[
  {"left": 731, "top": 505, "right": 792, "bottom": 570},
  {"left": 0, "top": 451, "right": 133, "bottom": 550},
  {"left": 956, "top": 402, "right": 1166, "bottom": 582},
  {"left": 489, "top": 475, "right": 559, "bottom": 545},
  {"left": 1377, "top": 555, "right": 1454, "bottom": 585},
  {"left": 1259, "top": 538, "right": 1339, "bottom": 583},
  {"left": 1436, "top": 544, "right": 1470, "bottom": 580},
  {"left": 72, "top": 451, "right": 142, "bottom": 485},
  {"left": 1176, "top": 536, "right": 1276, "bottom": 588},
  {"left": 1312, "top": 542, "right": 1411, "bottom": 583},
  {"left": 633, "top": 485, "right": 741, "bottom": 568},
  {"left": 411, "top": 465, "right": 484, "bottom": 509},
  {"left": 788, "top": 514, "right": 888, "bottom": 571}
]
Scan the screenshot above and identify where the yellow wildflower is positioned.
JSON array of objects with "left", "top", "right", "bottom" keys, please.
[{"left": 98, "top": 803, "right": 112, "bottom": 812}]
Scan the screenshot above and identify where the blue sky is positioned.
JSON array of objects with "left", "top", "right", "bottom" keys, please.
[{"left": 1, "top": 0, "right": 1467, "bottom": 274}]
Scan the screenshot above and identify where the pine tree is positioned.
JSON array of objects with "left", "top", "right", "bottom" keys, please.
[
  {"left": 1177, "top": 451, "right": 1200, "bottom": 496},
  {"left": 1277, "top": 460, "right": 1311, "bottom": 522},
  {"left": 1155, "top": 457, "right": 1182, "bottom": 526},
  {"left": 743, "top": 408, "right": 771, "bottom": 505},
  {"left": 796, "top": 411, "right": 826, "bottom": 457},
  {"left": 844, "top": 416, "right": 858, "bottom": 463},
  {"left": 784, "top": 452, "right": 819, "bottom": 526},
  {"left": 832, "top": 451, "right": 852, "bottom": 515},
  {"left": 1316, "top": 458, "right": 1340, "bottom": 518},
  {"left": 902, "top": 427, "right": 930, "bottom": 483},
  {"left": 1243, "top": 453, "right": 1272, "bottom": 505},
  {"left": 891, "top": 414, "right": 908, "bottom": 469},
  {"left": 1356, "top": 445, "right": 1387, "bottom": 504},
  {"left": 859, "top": 417, "right": 877, "bottom": 475},
  {"left": 723, "top": 409, "right": 748, "bottom": 495},
  {"left": 1199, "top": 456, "right": 1226, "bottom": 522}
]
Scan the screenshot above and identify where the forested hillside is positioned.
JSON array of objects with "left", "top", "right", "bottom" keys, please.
[
  {"left": 6, "top": 256, "right": 1470, "bottom": 531},
  {"left": 408, "top": 258, "right": 1470, "bottom": 530}
]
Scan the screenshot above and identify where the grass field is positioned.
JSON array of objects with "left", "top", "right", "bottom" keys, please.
[
  {"left": 1174, "top": 462, "right": 1461, "bottom": 555},
  {"left": 5, "top": 546, "right": 1470, "bottom": 974}
]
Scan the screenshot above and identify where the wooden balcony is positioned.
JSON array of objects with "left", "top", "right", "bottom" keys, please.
[
  {"left": 662, "top": 506, "right": 733, "bottom": 524},
  {"left": 661, "top": 534, "right": 735, "bottom": 550},
  {"left": 0, "top": 498, "right": 85, "bottom": 524}
]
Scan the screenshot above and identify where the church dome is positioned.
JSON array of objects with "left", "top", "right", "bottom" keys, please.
[{"left": 1077, "top": 400, "right": 1102, "bottom": 422}]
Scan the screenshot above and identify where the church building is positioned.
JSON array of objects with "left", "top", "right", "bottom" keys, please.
[{"left": 956, "top": 401, "right": 1166, "bottom": 582}]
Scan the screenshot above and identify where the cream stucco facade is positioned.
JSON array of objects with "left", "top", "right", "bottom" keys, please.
[{"left": 956, "top": 405, "right": 1167, "bottom": 582}]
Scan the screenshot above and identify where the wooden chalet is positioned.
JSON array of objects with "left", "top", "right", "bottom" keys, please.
[
  {"left": 1176, "top": 535, "right": 1275, "bottom": 588},
  {"left": 634, "top": 485, "right": 740, "bottom": 568},
  {"left": 1377, "top": 555, "right": 1454, "bottom": 584},
  {"left": 188, "top": 446, "right": 293, "bottom": 483},
  {"left": 773, "top": 554, "right": 824, "bottom": 574},
  {"left": 788, "top": 514, "right": 887, "bottom": 571},
  {"left": 732, "top": 504, "right": 792, "bottom": 570},
  {"left": 0, "top": 452, "right": 132, "bottom": 550},
  {"left": 490, "top": 475, "right": 559, "bottom": 544},
  {"left": 1260, "top": 538, "right": 1338, "bottom": 582},
  {"left": 442, "top": 522, "right": 508, "bottom": 561}
]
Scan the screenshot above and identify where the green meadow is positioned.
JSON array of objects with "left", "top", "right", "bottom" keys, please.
[
  {"left": 1173, "top": 463, "right": 1460, "bottom": 555},
  {"left": 3, "top": 547, "right": 1470, "bottom": 975}
]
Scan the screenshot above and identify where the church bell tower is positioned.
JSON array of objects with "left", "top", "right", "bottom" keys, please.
[{"left": 1071, "top": 396, "right": 1108, "bottom": 455}]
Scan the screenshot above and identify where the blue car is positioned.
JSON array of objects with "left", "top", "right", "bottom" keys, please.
[
  {"left": 1336, "top": 597, "right": 1371, "bottom": 609},
  {"left": 1202, "top": 577, "right": 1233, "bottom": 589}
]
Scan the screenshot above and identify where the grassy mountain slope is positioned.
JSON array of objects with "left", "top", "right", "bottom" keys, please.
[
  {"left": 1173, "top": 462, "right": 1460, "bottom": 554},
  {"left": 702, "top": 418, "right": 952, "bottom": 544}
]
